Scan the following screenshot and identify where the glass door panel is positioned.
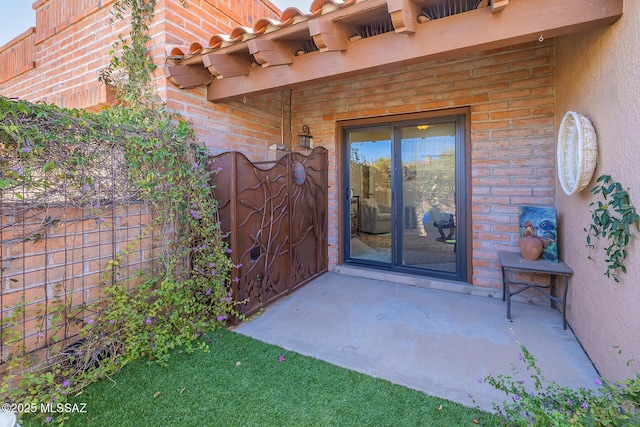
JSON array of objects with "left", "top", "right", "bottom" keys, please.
[
  {"left": 348, "top": 128, "right": 392, "bottom": 264},
  {"left": 399, "top": 123, "right": 456, "bottom": 273},
  {"left": 344, "top": 115, "right": 466, "bottom": 281}
]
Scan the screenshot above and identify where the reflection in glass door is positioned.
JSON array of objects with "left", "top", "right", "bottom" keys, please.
[
  {"left": 399, "top": 123, "right": 456, "bottom": 273},
  {"left": 345, "top": 114, "right": 466, "bottom": 281},
  {"left": 347, "top": 128, "right": 392, "bottom": 265}
]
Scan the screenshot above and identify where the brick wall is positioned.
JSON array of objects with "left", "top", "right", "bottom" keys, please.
[
  {"left": 166, "top": 86, "right": 287, "bottom": 161},
  {"left": 0, "top": 0, "right": 120, "bottom": 108},
  {"left": 0, "top": 0, "right": 284, "bottom": 160},
  {"left": 162, "top": 0, "right": 285, "bottom": 161},
  {"left": 0, "top": 0, "right": 285, "bottom": 357},
  {"left": 0, "top": 0, "right": 280, "bottom": 110},
  {"left": 0, "top": 0, "right": 557, "bottom": 292},
  {"left": 163, "top": 0, "right": 280, "bottom": 42},
  {"left": 0, "top": 28, "right": 36, "bottom": 84},
  {"left": 0, "top": 204, "right": 157, "bottom": 358},
  {"left": 286, "top": 40, "right": 556, "bottom": 289},
  {"left": 32, "top": 0, "right": 108, "bottom": 43}
]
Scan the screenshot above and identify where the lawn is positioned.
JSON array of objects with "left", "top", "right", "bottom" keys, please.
[{"left": 51, "top": 329, "right": 496, "bottom": 426}]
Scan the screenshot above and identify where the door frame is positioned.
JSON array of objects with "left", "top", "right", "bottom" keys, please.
[{"left": 337, "top": 107, "right": 472, "bottom": 283}]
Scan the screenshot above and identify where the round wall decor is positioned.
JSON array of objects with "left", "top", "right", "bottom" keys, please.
[
  {"left": 557, "top": 111, "right": 598, "bottom": 195},
  {"left": 292, "top": 161, "right": 306, "bottom": 185}
]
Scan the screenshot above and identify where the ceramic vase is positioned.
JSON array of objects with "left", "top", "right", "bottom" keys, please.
[{"left": 518, "top": 236, "right": 543, "bottom": 261}]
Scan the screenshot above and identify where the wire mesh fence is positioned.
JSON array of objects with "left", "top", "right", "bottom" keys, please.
[{"left": 0, "top": 146, "right": 159, "bottom": 367}]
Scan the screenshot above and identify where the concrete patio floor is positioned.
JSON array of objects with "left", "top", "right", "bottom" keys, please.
[{"left": 233, "top": 267, "right": 599, "bottom": 412}]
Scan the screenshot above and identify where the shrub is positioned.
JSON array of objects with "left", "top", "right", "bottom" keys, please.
[
  {"left": 1, "top": 1, "right": 241, "bottom": 424},
  {"left": 484, "top": 344, "right": 640, "bottom": 426}
]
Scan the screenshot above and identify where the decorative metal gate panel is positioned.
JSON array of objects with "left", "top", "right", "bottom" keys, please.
[{"left": 209, "top": 148, "right": 328, "bottom": 317}]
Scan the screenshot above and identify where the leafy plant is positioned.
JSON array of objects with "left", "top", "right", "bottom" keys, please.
[
  {"left": 483, "top": 344, "right": 640, "bottom": 426},
  {"left": 0, "top": 97, "right": 239, "bottom": 425},
  {"left": 0, "top": 0, "right": 241, "bottom": 424},
  {"left": 585, "top": 174, "right": 640, "bottom": 282},
  {"left": 99, "top": 0, "right": 188, "bottom": 108}
]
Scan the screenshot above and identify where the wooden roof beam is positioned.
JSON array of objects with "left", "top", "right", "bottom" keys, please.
[
  {"left": 202, "top": 52, "right": 252, "bottom": 79},
  {"left": 163, "top": 65, "right": 211, "bottom": 89},
  {"left": 387, "top": 0, "right": 421, "bottom": 34},
  {"left": 248, "top": 39, "right": 294, "bottom": 67},
  {"left": 207, "top": 0, "right": 622, "bottom": 102},
  {"left": 309, "top": 19, "right": 349, "bottom": 52}
]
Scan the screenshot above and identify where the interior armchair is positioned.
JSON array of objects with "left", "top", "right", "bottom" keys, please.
[{"left": 359, "top": 198, "right": 391, "bottom": 234}]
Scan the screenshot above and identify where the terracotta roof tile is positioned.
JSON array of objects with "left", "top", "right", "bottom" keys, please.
[
  {"left": 279, "top": 7, "right": 310, "bottom": 26},
  {"left": 254, "top": 18, "right": 282, "bottom": 34},
  {"left": 230, "top": 26, "right": 256, "bottom": 42},
  {"left": 167, "top": 45, "right": 189, "bottom": 57},
  {"left": 309, "top": 0, "right": 357, "bottom": 16},
  {"left": 208, "top": 34, "right": 233, "bottom": 49},
  {"left": 172, "top": 0, "right": 355, "bottom": 61},
  {"left": 188, "top": 42, "right": 204, "bottom": 55}
]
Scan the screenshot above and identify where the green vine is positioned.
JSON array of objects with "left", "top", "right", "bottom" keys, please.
[
  {"left": 585, "top": 174, "right": 640, "bottom": 282},
  {"left": 99, "top": 0, "right": 187, "bottom": 109},
  {"left": 1, "top": 0, "right": 240, "bottom": 424}
]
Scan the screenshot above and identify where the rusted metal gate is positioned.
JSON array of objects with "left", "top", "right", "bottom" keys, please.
[{"left": 209, "top": 148, "right": 328, "bottom": 318}]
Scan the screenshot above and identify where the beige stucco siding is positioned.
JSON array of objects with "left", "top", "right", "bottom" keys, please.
[{"left": 555, "top": 1, "right": 640, "bottom": 380}]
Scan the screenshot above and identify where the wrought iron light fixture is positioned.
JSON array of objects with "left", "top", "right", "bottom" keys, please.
[{"left": 298, "top": 125, "right": 313, "bottom": 148}]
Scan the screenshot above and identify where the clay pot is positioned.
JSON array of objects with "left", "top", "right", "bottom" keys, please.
[{"left": 518, "top": 236, "right": 543, "bottom": 261}]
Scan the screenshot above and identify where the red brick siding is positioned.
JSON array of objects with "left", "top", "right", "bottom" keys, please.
[
  {"left": 0, "top": 0, "right": 283, "bottom": 160},
  {"left": 166, "top": 85, "right": 285, "bottom": 161},
  {"left": 287, "top": 41, "right": 555, "bottom": 289},
  {"left": 161, "top": 0, "right": 284, "bottom": 161},
  {"left": 0, "top": 28, "right": 36, "bottom": 84},
  {"left": 0, "top": 0, "right": 556, "bottom": 291},
  {"left": 32, "top": 0, "right": 113, "bottom": 44},
  {"left": 0, "top": 1, "right": 121, "bottom": 108},
  {"left": 0, "top": 0, "right": 279, "bottom": 109},
  {"left": 1, "top": 204, "right": 157, "bottom": 356}
]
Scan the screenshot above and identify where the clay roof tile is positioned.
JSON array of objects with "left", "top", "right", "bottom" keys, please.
[
  {"left": 167, "top": 45, "right": 189, "bottom": 57},
  {"left": 208, "top": 34, "right": 232, "bottom": 49},
  {"left": 188, "top": 42, "right": 204, "bottom": 54},
  {"left": 309, "top": 0, "right": 356, "bottom": 16},
  {"left": 230, "top": 26, "right": 255, "bottom": 42},
  {"left": 279, "top": 7, "right": 310, "bottom": 26},
  {"left": 254, "top": 18, "right": 282, "bottom": 34}
]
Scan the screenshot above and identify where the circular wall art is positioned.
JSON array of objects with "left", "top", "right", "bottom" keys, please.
[
  {"left": 557, "top": 111, "right": 598, "bottom": 195},
  {"left": 292, "top": 161, "right": 306, "bottom": 185}
]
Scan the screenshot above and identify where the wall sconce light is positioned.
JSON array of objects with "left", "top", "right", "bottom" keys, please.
[{"left": 298, "top": 124, "right": 313, "bottom": 148}]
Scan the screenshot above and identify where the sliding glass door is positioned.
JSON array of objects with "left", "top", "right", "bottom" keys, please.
[
  {"left": 398, "top": 123, "right": 457, "bottom": 272},
  {"left": 344, "top": 114, "right": 467, "bottom": 281},
  {"left": 348, "top": 127, "right": 393, "bottom": 264}
]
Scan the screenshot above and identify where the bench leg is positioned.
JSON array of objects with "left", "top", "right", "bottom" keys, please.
[
  {"left": 550, "top": 275, "right": 557, "bottom": 310},
  {"left": 562, "top": 276, "right": 569, "bottom": 330},
  {"left": 501, "top": 266, "right": 507, "bottom": 302},
  {"left": 505, "top": 269, "right": 512, "bottom": 320}
]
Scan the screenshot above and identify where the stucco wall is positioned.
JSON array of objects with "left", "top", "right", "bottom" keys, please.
[{"left": 555, "top": 3, "right": 640, "bottom": 380}]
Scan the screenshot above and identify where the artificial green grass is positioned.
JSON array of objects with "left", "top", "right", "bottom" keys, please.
[{"left": 54, "top": 329, "right": 496, "bottom": 426}]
